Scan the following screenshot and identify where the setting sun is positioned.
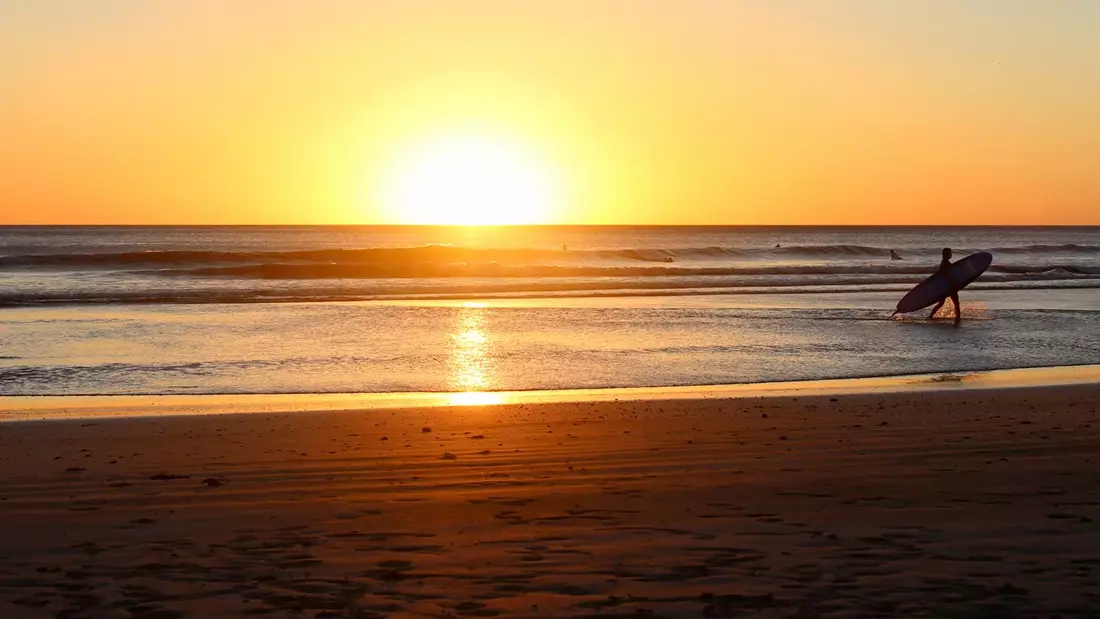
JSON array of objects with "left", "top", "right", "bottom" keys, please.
[{"left": 379, "top": 132, "right": 563, "bottom": 225}]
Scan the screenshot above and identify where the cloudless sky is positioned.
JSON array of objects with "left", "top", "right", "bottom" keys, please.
[{"left": 2, "top": 0, "right": 1098, "bottom": 224}]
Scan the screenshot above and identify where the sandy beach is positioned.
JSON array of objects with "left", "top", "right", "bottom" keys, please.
[{"left": 2, "top": 385, "right": 1099, "bottom": 618}]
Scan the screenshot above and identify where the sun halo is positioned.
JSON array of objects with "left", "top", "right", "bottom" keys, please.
[{"left": 379, "top": 132, "right": 562, "bottom": 225}]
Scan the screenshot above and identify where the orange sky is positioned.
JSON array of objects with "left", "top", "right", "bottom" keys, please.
[{"left": 2, "top": 1, "right": 1098, "bottom": 225}]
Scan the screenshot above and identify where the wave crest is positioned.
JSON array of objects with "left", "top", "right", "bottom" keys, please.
[{"left": 5, "top": 243, "right": 1099, "bottom": 271}]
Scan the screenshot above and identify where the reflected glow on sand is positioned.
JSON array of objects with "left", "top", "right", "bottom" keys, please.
[
  {"left": 448, "top": 306, "right": 493, "bottom": 392},
  {"left": 446, "top": 391, "right": 508, "bottom": 406},
  {"left": 4, "top": 364, "right": 1099, "bottom": 421}
]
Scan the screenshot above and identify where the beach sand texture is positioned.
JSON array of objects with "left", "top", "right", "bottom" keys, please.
[{"left": 1, "top": 386, "right": 1099, "bottom": 618}]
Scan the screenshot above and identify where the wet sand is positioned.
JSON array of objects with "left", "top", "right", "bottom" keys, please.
[
  {"left": 6, "top": 364, "right": 1100, "bottom": 421},
  {"left": 1, "top": 385, "right": 1099, "bottom": 618}
]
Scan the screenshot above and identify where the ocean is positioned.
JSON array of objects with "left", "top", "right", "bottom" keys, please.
[{"left": 1, "top": 226, "right": 1098, "bottom": 396}]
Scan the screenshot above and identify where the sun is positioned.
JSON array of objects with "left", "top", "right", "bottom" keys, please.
[{"left": 380, "top": 132, "right": 562, "bottom": 225}]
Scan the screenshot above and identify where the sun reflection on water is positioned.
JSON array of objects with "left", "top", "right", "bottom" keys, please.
[{"left": 448, "top": 305, "right": 494, "bottom": 393}]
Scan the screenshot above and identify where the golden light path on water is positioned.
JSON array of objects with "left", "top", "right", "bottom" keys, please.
[{"left": 446, "top": 302, "right": 507, "bottom": 405}]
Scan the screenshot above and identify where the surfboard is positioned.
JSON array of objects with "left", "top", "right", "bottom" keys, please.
[{"left": 894, "top": 251, "right": 993, "bottom": 314}]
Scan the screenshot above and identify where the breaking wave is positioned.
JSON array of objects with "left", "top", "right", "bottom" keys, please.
[
  {"left": 4, "top": 238, "right": 1097, "bottom": 307},
  {"left": 141, "top": 262, "right": 1100, "bottom": 279},
  {"left": 4, "top": 243, "right": 1099, "bottom": 271}
]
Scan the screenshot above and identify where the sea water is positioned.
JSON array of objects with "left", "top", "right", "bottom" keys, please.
[{"left": 1, "top": 226, "right": 1098, "bottom": 395}]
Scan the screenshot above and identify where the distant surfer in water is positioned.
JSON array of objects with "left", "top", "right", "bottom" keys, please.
[
  {"left": 890, "top": 249, "right": 903, "bottom": 260},
  {"left": 927, "top": 248, "right": 961, "bottom": 324}
]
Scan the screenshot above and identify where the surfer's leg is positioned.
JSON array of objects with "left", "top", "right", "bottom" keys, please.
[
  {"left": 928, "top": 299, "right": 945, "bottom": 320},
  {"left": 950, "top": 292, "right": 961, "bottom": 324}
]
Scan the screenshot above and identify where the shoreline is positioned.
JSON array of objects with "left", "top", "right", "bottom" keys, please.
[{"left": 3, "top": 363, "right": 1099, "bottom": 422}]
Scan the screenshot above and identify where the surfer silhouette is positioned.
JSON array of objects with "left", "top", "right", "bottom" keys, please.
[
  {"left": 927, "top": 248, "right": 961, "bottom": 324},
  {"left": 890, "top": 249, "right": 903, "bottom": 260}
]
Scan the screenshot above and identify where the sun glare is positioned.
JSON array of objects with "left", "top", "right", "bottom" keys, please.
[{"left": 381, "top": 133, "right": 561, "bottom": 225}]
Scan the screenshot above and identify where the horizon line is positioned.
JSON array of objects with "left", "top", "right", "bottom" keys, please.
[{"left": 3, "top": 223, "right": 1099, "bottom": 228}]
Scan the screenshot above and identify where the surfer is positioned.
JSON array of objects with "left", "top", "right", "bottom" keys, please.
[
  {"left": 927, "top": 248, "right": 961, "bottom": 324},
  {"left": 890, "top": 249, "right": 903, "bottom": 260}
]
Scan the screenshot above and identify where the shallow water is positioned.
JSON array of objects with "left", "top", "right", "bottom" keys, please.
[{"left": 2, "top": 289, "right": 1098, "bottom": 396}]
